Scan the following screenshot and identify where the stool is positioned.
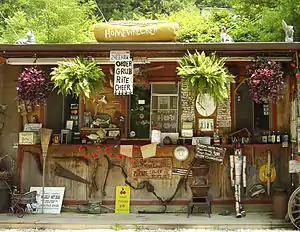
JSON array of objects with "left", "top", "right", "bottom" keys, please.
[{"left": 187, "top": 196, "right": 211, "bottom": 218}]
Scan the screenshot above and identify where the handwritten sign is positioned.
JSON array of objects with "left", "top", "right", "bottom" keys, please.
[
  {"left": 216, "top": 90, "right": 231, "bottom": 128},
  {"left": 110, "top": 50, "right": 130, "bottom": 62},
  {"left": 29, "top": 187, "right": 65, "bottom": 214},
  {"left": 130, "top": 157, "right": 172, "bottom": 180},
  {"left": 115, "top": 186, "right": 130, "bottom": 214},
  {"left": 114, "top": 59, "right": 133, "bottom": 95},
  {"left": 180, "top": 83, "right": 195, "bottom": 127},
  {"left": 289, "top": 160, "right": 300, "bottom": 173},
  {"left": 195, "top": 144, "right": 226, "bottom": 163}
]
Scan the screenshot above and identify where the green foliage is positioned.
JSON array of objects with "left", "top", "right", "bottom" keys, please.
[
  {"left": 0, "top": 0, "right": 98, "bottom": 43},
  {"left": 96, "top": 0, "right": 195, "bottom": 20},
  {"left": 50, "top": 57, "right": 105, "bottom": 99},
  {"left": 177, "top": 51, "right": 235, "bottom": 103},
  {"left": 229, "top": 0, "right": 300, "bottom": 41}
]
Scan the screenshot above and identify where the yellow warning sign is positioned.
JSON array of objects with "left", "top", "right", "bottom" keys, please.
[{"left": 115, "top": 186, "right": 130, "bottom": 214}]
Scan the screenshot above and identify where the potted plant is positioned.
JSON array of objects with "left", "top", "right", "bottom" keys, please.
[
  {"left": 247, "top": 58, "right": 284, "bottom": 104},
  {"left": 50, "top": 56, "right": 105, "bottom": 99},
  {"left": 176, "top": 51, "right": 235, "bottom": 103}
]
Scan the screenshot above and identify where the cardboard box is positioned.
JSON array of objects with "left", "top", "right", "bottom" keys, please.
[{"left": 19, "top": 132, "right": 40, "bottom": 145}]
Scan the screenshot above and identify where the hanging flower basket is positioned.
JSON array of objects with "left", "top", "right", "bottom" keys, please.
[
  {"left": 247, "top": 58, "right": 284, "bottom": 104},
  {"left": 16, "top": 66, "right": 52, "bottom": 106}
]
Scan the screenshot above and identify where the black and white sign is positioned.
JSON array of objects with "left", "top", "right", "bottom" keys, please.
[
  {"left": 196, "top": 144, "right": 226, "bottom": 164},
  {"left": 114, "top": 59, "right": 133, "bottom": 95},
  {"left": 29, "top": 187, "right": 65, "bottom": 214},
  {"left": 110, "top": 50, "right": 130, "bottom": 62}
]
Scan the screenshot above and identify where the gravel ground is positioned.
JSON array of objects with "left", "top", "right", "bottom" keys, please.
[{"left": 0, "top": 229, "right": 296, "bottom": 232}]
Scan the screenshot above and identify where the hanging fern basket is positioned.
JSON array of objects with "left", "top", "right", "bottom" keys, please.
[
  {"left": 176, "top": 51, "right": 235, "bottom": 103},
  {"left": 50, "top": 56, "right": 105, "bottom": 99}
]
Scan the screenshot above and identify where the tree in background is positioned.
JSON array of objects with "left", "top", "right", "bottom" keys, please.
[
  {"left": 230, "top": 0, "right": 300, "bottom": 41},
  {"left": 0, "top": 0, "right": 98, "bottom": 43},
  {"left": 95, "top": 0, "right": 196, "bottom": 21}
]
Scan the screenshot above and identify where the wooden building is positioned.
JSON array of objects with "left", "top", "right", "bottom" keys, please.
[{"left": 0, "top": 42, "right": 299, "bottom": 213}]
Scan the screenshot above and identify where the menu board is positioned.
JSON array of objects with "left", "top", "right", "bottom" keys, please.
[
  {"left": 195, "top": 144, "right": 226, "bottom": 164},
  {"left": 216, "top": 89, "right": 231, "bottom": 128},
  {"left": 180, "top": 83, "right": 195, "bottom": 124}
]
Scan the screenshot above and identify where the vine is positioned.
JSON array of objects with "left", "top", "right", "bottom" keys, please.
[{"left": 80, "top": 145, "right": 196, "bottom": 213}]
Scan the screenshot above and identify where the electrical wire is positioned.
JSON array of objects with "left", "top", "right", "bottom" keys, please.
[
  {"left": 0, "top": 9, "right": 19, "bottom": 39},
  {"left": 92, "top": 0, "right": 108, "bottom": 22}
]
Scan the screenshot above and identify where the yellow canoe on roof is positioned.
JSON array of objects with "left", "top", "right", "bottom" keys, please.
[{"left": 93, "top": 20, "right": 179, "bottom": 42}]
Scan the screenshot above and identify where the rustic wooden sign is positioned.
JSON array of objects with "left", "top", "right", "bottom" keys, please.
[
  {"left": 195, "top": 144, "right": 226, "bottom": 163},
  {"left": 130, "top": 157, "right": 172, "bottom": 180}
]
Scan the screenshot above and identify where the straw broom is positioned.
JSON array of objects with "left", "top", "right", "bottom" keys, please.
[{"left": 40, "top": 128, "right": 52, "bottom": 213}]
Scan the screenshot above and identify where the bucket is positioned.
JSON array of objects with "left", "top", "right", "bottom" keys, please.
[{"left": 0, "top": 180, "right": 10, "bottom": 213}]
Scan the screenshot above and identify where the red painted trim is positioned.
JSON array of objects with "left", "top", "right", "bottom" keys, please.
[{"left": 272, "top": 103, "right": 277, "bottom": 130}]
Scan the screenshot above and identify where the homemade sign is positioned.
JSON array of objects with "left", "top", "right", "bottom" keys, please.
[
  {"left": 115, "top": 186, "right": 130, "bottom": 214},
  {"left": 94, "top": 21, "right": 178, "bottom": 42},
  {"left": 114, "top": 59, "right": 133, "bottom": 95},
  {"left": 29, "top": 187, "right": 65, "bottom": 214},
  {"left": 195, "top": 144, "right": 226, "bottom": 163},
  {"left": 180, "top": 83, "right": 195, "bottom": 130},
  {"left": 130, "top": 157, "right": 172, "bottom": 179},
  {"left": 289, "top": 160, "right": 300, "bottom": 173},
  {"left": 110, "top": 50, "right": 130, "bottom": 62},
  {"left": 216, "top": 94, "right": 231, "bottom": 128}
]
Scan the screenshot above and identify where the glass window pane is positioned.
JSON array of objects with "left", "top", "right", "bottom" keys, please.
[{"left": 152, "top": 84, "right": 178, "bottom": 94}]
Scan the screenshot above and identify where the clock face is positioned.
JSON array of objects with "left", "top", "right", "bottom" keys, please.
[
  {"left": 196, "top": 94, "right": 216, "bottom": 117},
  {"left": 174, "top": 146, "right": 189, "bottom": 161}
]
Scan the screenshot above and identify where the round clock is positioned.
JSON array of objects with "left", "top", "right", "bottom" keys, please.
[
  {"left": 174, "top": 146, "right": 189, "bottom": 161},
  {"left": 196, "top": 93, "right": 216, "bottom": 117}
]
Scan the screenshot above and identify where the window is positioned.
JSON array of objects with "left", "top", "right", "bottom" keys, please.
[
  {"left": 150, "top": 83, "right": 179, "bottom": 133},
  {"left": 235, "top": 84, "right": 270, "bottom": 132}
]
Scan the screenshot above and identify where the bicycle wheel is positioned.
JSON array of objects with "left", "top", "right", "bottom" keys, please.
[
  {"left": 16, "top": 207, "right": 25, "bottom": 218},
  {"left": 288, "top": 186, "right": 300, "bottom": 229}
]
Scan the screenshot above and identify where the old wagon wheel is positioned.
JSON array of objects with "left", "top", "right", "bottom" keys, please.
[
  {"left": 288, "top": 186, "right": 300, "bottom": 229},
  {"left": 16, "top": 207, "right": 25, "bottom": 218}
]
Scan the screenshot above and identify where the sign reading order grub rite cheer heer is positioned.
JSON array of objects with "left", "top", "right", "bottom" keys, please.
[{"left": 114, "top": 59, "right": 133, "bottom": 95}]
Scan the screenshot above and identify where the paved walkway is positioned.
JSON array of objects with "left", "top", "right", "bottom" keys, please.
[{"left": 0, "top": 212, "right": 293, "bottom": 230}]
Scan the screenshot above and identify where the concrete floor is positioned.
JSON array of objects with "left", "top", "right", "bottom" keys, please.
[{"left": 0, "top": 212, "right": 294, "bottom": 230}]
